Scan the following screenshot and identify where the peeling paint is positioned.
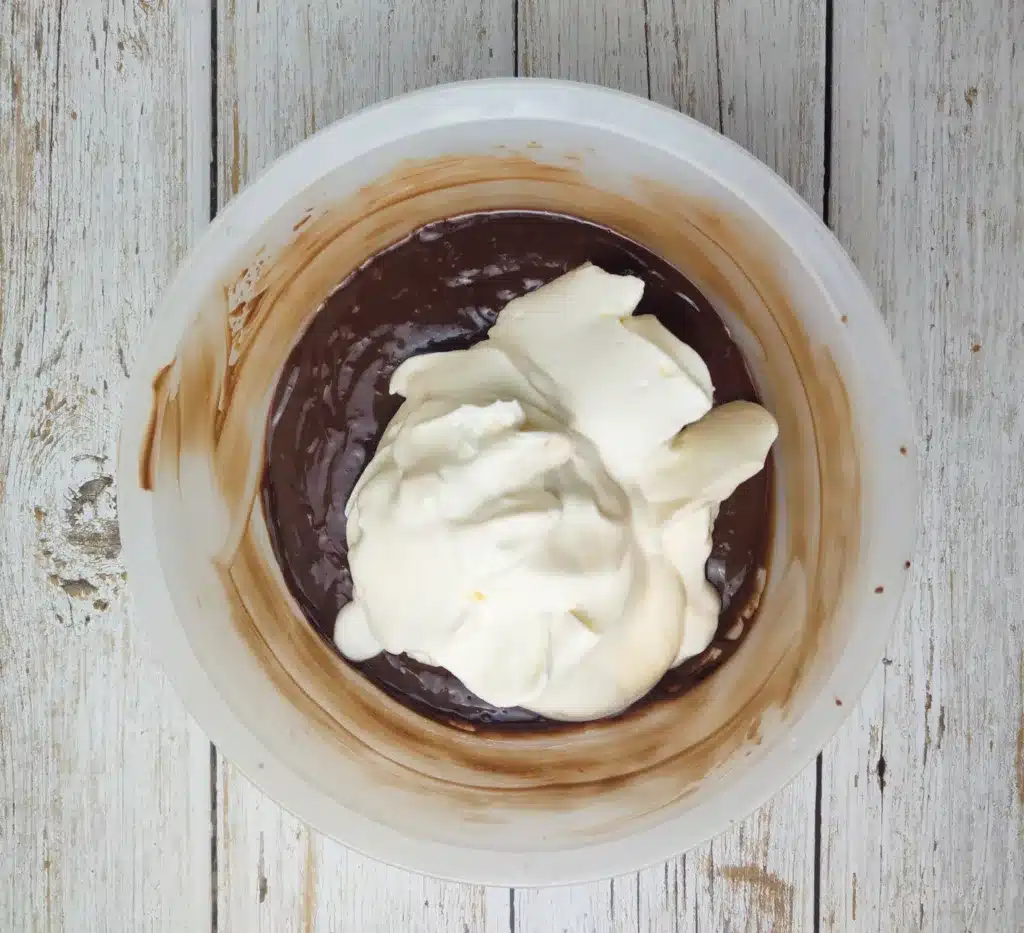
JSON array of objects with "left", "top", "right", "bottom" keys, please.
[{"left": 718, "top": 864, "right": 794, "bottom": 928}]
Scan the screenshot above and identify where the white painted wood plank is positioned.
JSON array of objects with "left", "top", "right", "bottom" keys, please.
[
  {"left": 0, "top": 1, "right": 212, "bottom": 931},
  {"left": 517, "top": 2, "right": 823, "bottom": 929},
  {"left": 661, "top": 2, "right": 823, "bottom": 929},
  {"left": 216, "top": 2, "right": 825, "bottom": 929},
  {"left": 637, "top": 795, "right": 817, "bottom": 933},
  {"left": 214, "top": 3, "right": 514, "bottom": 930},
  {"left": 518, "top": 0, "right": 648, "bottom": 95},
  {"left": 218, "top": 0, "right": 515, "bottom": 198},
  {"left": 648, "top": 0, "right": 826, "bottom": 203},
  {"left": 514, "top": 14, "right": 658, "bottom": 929},
  {"left": 645, "top": 0, "right": 720, "bottom": 129},
  {"left": 637, "top": 812, "right": 815, "bottom": 933},
  {"left": 217, "top": 765, "right": 511, "bottom": 933},
  {"left": 716, "top": 0, "right": 827, "bottom": 210},
  {"left": 516, "top": 876, "right": 640, "bottom": 933},
  {"left": 822, "top": 1, "right": 1024, "bottom": 931}
]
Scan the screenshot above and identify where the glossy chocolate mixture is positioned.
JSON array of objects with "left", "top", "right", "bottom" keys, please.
[{"left": 262, "top": 211, "right": 772, "bottom": 728}]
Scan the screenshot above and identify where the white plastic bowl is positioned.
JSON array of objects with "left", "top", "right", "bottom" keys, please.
[{"left": 118, "top": 79, "right": 916, "bottom": 886}]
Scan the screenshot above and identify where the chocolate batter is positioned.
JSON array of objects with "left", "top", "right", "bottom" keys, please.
[{"left": 262, "top": 211, "right": 772, "bottom": 728}]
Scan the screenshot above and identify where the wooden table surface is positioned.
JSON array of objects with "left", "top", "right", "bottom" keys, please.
[{"left": 2, "top": 1, "right": 1021, "bottom": 930}]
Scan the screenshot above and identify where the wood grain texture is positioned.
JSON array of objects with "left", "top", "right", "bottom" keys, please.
[
  {"left": 0, "top": 1, "right": 212, "bottom": 931},
  {"left": 218, "top": 0, "right": 514, "bottom": 199},
  {"left": 217, "top": 765, "right": 511, "bottom": 933},
  {"left": 645, "top": 0, "right": 720, "bottom": 129},
  {"left": 214, "top": 2, "right": 514, "bottom": 930},
  {"left": 716, "top": 0, "right": 826, "bottom": 208},
  {"left": 511, "top": 19, "right": 657, "bottom": 933},
  {"left": 821, "top": 1, "right": 1024, "bottom": 931},
  {"left": 515, "top": 0, "right": 823, "bottom": 928},
  {"left": 630, "top": 799, "right": 815, "bottom": 933},
  {"left": 518, "top": 0, "right": 648, "bottom": 95}
]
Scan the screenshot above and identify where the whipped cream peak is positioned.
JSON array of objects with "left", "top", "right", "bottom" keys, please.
[{"left": 335, "top": 263, "right": 777, "bottom": 721}]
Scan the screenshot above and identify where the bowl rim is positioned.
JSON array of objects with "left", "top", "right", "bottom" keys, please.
[{"left": 118, "top": 77, "right": 917, "bottom": 886}]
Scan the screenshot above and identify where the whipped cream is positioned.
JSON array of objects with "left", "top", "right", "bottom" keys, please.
[{"left": 335, "top": 264, "right": 777, "bottom": 721}]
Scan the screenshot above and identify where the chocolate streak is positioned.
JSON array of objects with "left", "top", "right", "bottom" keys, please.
[{"left": 262, "top": 211, "right": 772, "bottom": 728}]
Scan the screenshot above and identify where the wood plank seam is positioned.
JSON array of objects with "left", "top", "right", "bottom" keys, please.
[
  {"left": 814, "top": 1, "right": 835, "bottom": 928},
  {"left": 209, "top": 4, "right": 221, "bottom": 933}
]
